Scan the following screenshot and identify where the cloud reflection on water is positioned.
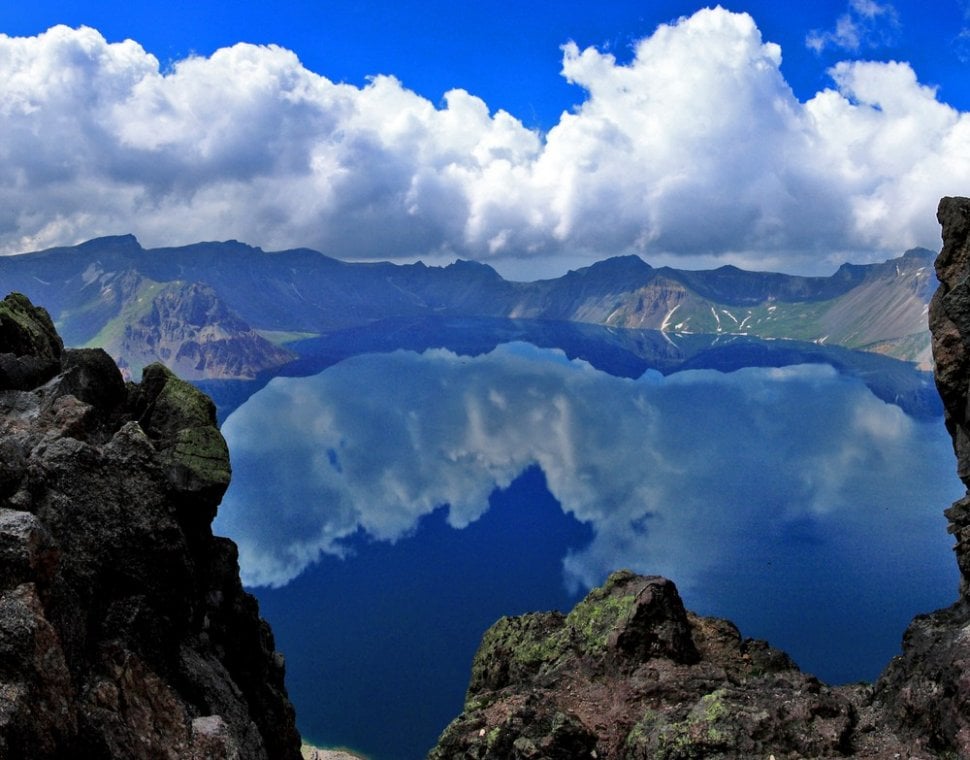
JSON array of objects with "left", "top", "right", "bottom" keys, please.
[{"left": 215, "top": 343, "right": 961, "bottom": 596}]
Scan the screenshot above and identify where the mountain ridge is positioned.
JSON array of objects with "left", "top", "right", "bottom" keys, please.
[{"left": 0, "top": 237, "right": 937, "bottom": 376}]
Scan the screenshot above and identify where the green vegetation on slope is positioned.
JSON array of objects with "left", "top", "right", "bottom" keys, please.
[{"left": 81, "top": 277, "right": 170, "bottom": 351}]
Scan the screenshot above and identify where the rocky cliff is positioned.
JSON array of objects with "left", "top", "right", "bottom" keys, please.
[
  {"left": 0, "top": 292, "right": 301, "bottom": 758},
  {"left": 872, "top": 195, "right": 970, "bottom": 755},
  {"left": 429, "top": 197, "right": 970, "bottom": 759}
]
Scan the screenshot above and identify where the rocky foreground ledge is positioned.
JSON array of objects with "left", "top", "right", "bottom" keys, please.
[
  {"left": 429, "top": 196, "right": 970, "bottom": 760},
  {"left": 0, "top": 293, "right": 301, "bottom": 758}
]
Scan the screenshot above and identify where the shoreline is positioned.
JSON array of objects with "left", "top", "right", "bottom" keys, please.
[{"left": 301, "top": 742, "right": 370, "bottom": 760}]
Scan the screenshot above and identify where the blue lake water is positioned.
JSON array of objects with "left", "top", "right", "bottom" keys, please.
[{"left": 211, "top": 337, "right": 962, "bottom": 760}]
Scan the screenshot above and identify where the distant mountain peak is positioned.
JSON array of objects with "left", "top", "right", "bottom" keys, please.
[
  {"left": 448, "top": 258, "right": 500, "bottom": 272},
  {"left": 74, "top": 234, "right": 143, "bottom": 254},
  {"left": 568, "top": 255, "right": 653, "bottom": 283},
  {"left": 584, "top": 254, "right": 652, "bottom": 272},
  {"left": 902, "top": 247, "right": 935, "bottom": 261}
]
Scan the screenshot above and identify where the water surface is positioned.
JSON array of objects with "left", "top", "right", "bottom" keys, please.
[{"left": 213, "top": 340, "right": 960, "bottom": 759}]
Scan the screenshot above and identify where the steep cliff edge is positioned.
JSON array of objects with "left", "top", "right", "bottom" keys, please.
[
  {"left": 871, "top": 195, "right": 970, "bottom": 755},
  {"left": 928, "top": 195, "right": 970, "bottom": 591},
  {"left": 430, "top": 197, "right": 970, "bottom": 760},
  {"left": 0, "top": 292, "right": 301, "bottom": 758}
]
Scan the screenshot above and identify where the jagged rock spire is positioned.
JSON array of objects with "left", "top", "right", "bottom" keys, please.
[{"left": 929, "top": 196, "right": 970, "bottom": 595}]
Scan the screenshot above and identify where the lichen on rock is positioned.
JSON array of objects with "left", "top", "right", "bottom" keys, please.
[
  {"left": 431, "top": 571, "right": 867, "bottom": 759},
  {"left": 128, "top": 361, "right": 232, "bottom": 529}
]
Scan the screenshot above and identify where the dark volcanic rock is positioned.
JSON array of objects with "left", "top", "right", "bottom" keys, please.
[
  {"left": 931, "top": 196, "right": 970, "bottom": 586},
  {"left": 0, "top": 292, "right": 300, "bottom": 759},
  {"left": 0, "top": 292, "right": 63, "bottom": 391},
  {"left": 430, "top": 571, "right": 876, "bottom": 759},
  {"left": 870, "top": 195, "right": 970, "bottom": 758}
]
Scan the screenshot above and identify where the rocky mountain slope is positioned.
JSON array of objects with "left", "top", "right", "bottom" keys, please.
[
  {"left": 84, "top": 276, "right": 296, "bottom": 380},
  {"left": 0, "top": 236, "right": 935, "bottom": 377},
  {"left": 428, "top": 197, "right": 970, "bottom": 759},
  {"left": 0, "top": 240, "right": 294, "bottom": 380},
  {"left": 0, "top": 292, "right": 301, "bottom": 758},
  {"left": 503, "top": 249, "right": 934, "bottom": 366}
]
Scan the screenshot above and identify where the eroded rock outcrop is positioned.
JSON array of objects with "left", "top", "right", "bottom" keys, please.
[
  {"left": 430, "top": 198, "right": 970, "bottom": 759},
  {"left": 0, "top": 292, "right": 300, "bottom": 759},
  {"left": 929, "top": 196, "right": 970, "bottom": 591},
  {"left": 430, "top": 571, "right": 917, "bottom": 759}
]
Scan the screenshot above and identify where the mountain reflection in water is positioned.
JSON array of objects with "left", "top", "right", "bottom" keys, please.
[{"left": 213, "top": 338, "right": 959, "bottom": 760}]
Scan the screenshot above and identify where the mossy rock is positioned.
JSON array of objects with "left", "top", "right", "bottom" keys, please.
[
  {"left": 563, "top": 574, "right": 639, "bottom": 656},
  {"left": 0, "top": 293, "right": 64, "bottom": 391},
  {"left": 0, "top": 293, "right": 63, "bottom": 359},
  {"left": 139, "top": 363, "right": 218, "bottom": 435},
  {"left": 564, "top": 571, "right": 697, "bottom": 663},
  {"left": 625, "top": 690, "right": 737, "bottom": 760},
  {"left": 132, "top": 362, "right": 231, "bottom": 504},
  {"left": 430, "top": 703, "right": 597, "bottom": 760},
  {"left": 469, "top": 611, "right": 568, "bottom": 694},
  {"left": 168, "top": 426, "right": 231, "bottom": 493},
  {"left": 467, "top": 571, "right": 698, "bottom": 704},
  {"left": 467, "top": 570, "right": 646, "bottom": 692}
]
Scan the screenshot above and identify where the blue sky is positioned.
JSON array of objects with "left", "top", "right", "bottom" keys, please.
[
  {"left": 4, "top": 1, "right": 968, "bottom": 125},
  {"left": 0, "top": 1, "right": 968, "bottom": 277}
]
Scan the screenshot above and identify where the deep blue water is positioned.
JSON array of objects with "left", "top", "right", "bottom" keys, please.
[
  {"left": 255, "top": 466, "right": 589, "bottom": 758},
  {"left": 210, "top": 336, "right": 962, "bottom": 760}
]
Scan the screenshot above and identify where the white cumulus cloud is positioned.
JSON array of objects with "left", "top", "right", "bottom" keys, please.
[{"left": 0, "top": 8, "right": 967, "bottom": 276}]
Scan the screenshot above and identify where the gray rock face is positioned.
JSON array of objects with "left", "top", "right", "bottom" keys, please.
[
  {"left": 0, "top": 292, "right": 301, "bottom": 759},
  {"left": 869, "top": 196, "right": 970, "bottom": 758},
  {"left": 113, "top": 280, "right": 297, "bottom": 381},
  {"left": 929, "top": 196, "right": 970, "bottom": 589},
  {"left": 430, "top": 198, "right": 970, "bottom": 759}
]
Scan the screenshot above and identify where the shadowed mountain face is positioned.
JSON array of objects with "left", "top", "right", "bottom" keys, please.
[
  {"left": 426, "top": 197, "right": 970, "bottom": 759},
  {"left": 0, "top": 236, "right": 936, "bottom": 377}
]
